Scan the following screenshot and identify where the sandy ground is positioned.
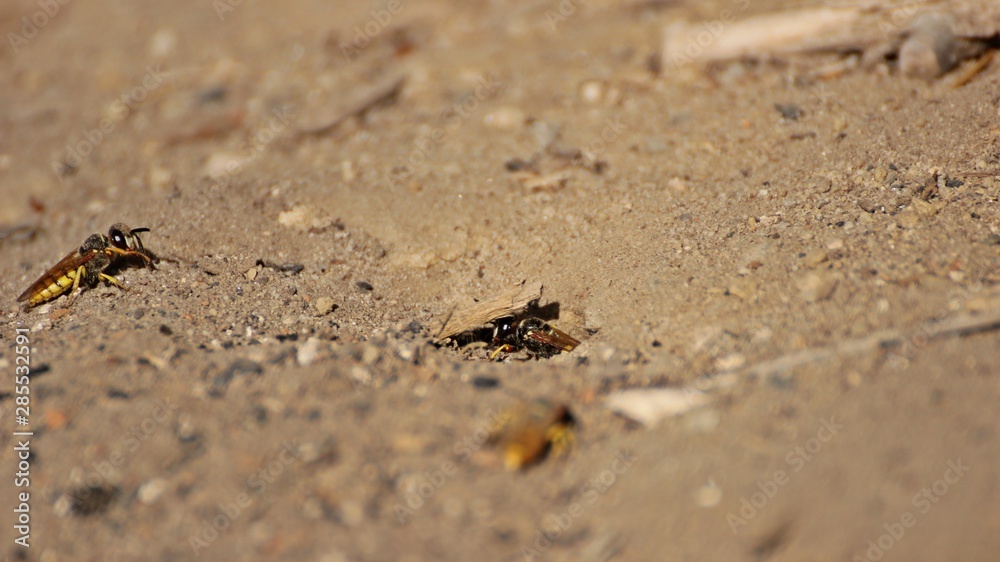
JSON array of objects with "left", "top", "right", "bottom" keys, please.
[{"left": 1, "top": 1, "right": 999, "bottom": 561}]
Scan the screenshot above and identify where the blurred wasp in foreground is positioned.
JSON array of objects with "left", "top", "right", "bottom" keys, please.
[
  {"left": 488, "top": 315, "right": 580, "bottom": 360},
  {"left": 17, "top": 223, "right": 154, "bottom": 308},
  {"left": 490, "top": 399, "right": 576, "bottom": 470}
]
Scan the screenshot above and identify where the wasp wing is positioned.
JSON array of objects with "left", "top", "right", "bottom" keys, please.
[
  {"left": 523, "top": 325, "right": 581, "bottom": 352},
  {"left": 17, "top": 247, "right": 103, "bottom": 303}
]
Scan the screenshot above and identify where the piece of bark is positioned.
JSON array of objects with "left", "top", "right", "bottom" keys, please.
[
  {"left": 663, "top": 6, "right": 865, "bottom": 67},
  {"left": 297, "top": 73, "right": 406, "bottom": 135},
  {"left": 435, "top": 281, "right": 543, "bottom": 342},
  {"left": 661, "top": 1, "right": 1000, "bottom": 70}
]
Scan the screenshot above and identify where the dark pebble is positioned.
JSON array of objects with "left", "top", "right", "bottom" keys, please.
[
  {"left": 472, "top": 376, "right": 501, "bottom": 389},
  {"left": 107, "top": 388, "right": 130, "bottom": 399},
  {"left": 209, "top": 373, "right": 232, "bottom": 398},
  {"left": 858, "top": 199, "right": 878, "bottom": 213},
  {"left": 505, "top": 158, "right": 534, "bottom": 172},
  {"left": 774, "top": 103, "right": 802, "bottom": 120},
  {"left": 69, "top": 484, "right": 118, "bottom": 516},
  {"left": 356, "top": 280, "right": 374, "bottom": 291},
  {"left": 210, "top": 359, "right": 264, "bottom": 397},
  {"left": 197, "top": 86, "right": 228, "bottom": 104}
]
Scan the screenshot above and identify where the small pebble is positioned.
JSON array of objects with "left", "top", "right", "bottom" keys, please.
[
  {"left": 67, "top": 484, "right": 118, "bottom": 516},
  {"left": 899, "top": 12, "right": 958, "bottom": 79},
  {"left": 858, "top": 199, "right": 878, "bottom": 213},
  {"left": 315, "top": 297, "right": 336, "bottom": 315},
  {"left": 528, "top": 120, "right": 559, "bottom": 151},
  {"left": 297, "top": 337, "right": 321, "bottom": 366},
  {"left": 728, "top": 278, "right": 758, "bottom": 302},
  {"left": 356, "top": 280, "right": 374, "bottom": 292},
  {"left": 796, "top": 272, "right": 838, "bottom": 302},
  {"left": 715, "top": 353, "right": 746, "bottom": 371},
  {"left": 138, "top": 478, "right": 168, "bottom": 505},
  {"left": 807, "top": 176, "right": 832, "bottom": 193},
  {"left": 340, "top": 160, "right": 356, "bottom": 182},
  {"left": 694, "top": 480, "right": 723, "bottom": 507},
  {"left": 204, "top": 152, "right": 245, "bottom": 178},
  {"left": 472, "top": 376, "right": 500, "bottom": 389},
  {"left": 361, "top": 345, "right": 379, "bottom": 365},
  {"left": 148, "top": 28, "right": 178, "bottom": 58},
  {"left": 176, "top": 415, "right": 199, "bottom": 442},
  {"left": 580, "top": 80, "right": 605, "bottom": 104},
  {"left": 774, "top": 103, "right": 801, "bottom": 120},
  {"left": 350, "top": 365, "right": 372, "bottom": 386},
  {"left": 803, "top": 249, "right": 829, "bottom": 268},
  {"left": 278, "top": 205, "right": 335, "bottom": 232},
  {"left": 396, "top": 344, "right": 416, "bottom": 362},
  {"left": 606, "top": 388, "right": 710, "bottom": 428},
  {"left": 483, "top": 106, "right": 525, "bottom": 130},
  {"left": 583, "top": 309, "right": 604, "bottom": 333}
]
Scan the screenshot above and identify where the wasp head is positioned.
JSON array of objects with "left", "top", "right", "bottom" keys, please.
[{"left": 108, "top": 223, "right": 149, "bottom": 253}]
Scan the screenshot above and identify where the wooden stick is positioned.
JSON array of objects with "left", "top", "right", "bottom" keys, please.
[{"left": 696, "top": 308, "right": 1000, "bottom": 389}]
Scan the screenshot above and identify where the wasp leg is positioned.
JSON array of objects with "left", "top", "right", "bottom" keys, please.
[
  {"left": 546, "top": 423, "right": 575, "bottom": 459},
  {"left": 98, "top": 273, "right": 129, "bottom": 291},
  {"left": 105, "top": 246, "right": 152, "bottom": 264},
  {"left": 489, "top": 344, "right": 516, "bottom": 360},
  {"left": 64, "top": 265, "right": 88, "bottom": 307}
]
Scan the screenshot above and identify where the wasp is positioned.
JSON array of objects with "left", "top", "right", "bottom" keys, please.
[
  {"left": 17, "top": 223, "right": 154, "bottom": 308},
  {"left": 488, "top": 316, "right": 581, "bottom": 360},
  {"left": 490, "top": 399, "right": 576, "bottom": 470}
]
